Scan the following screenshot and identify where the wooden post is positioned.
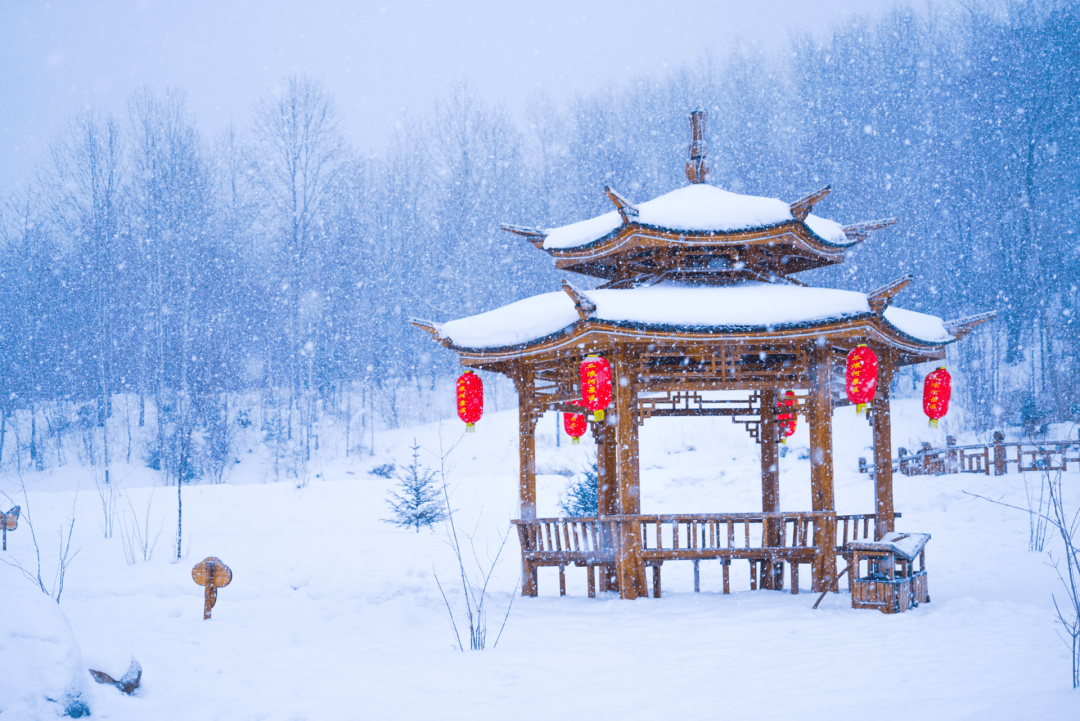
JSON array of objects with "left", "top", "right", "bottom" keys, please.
[
  {"left": 992, "top": 431, "right": 1006, "bottom": 476},
  {"left": 808, "top": 344, "right": 837, "bottom": 593},
  {"left": 516, "top": 369, "right": 538, "bottom": 520},
  {"left": 760, "top": 389, "right": 782, "bottom": 590},
  {"left": 515, "top": 368, "right": 539, "bottom": 597},
  {"left": 613, "top": 348, "right": 646, "bottom": 599},
  {"left": 593, "top": 421, "right": 618, "bottom": 593},
  {"left": 946, "top": 436, "right": 958, "bottom": 473},
  {"left": 872, "top": 356, "right": 896, "bottom": 540}
]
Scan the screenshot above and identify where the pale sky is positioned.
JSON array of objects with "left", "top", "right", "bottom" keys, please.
[{"left": 0, "top": 0, "right": 950, "bottom": 193}]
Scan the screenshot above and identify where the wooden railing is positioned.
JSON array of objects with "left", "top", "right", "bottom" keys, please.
[
  {"left": 512, "top": 516, "right": 615, "bottom": 565},
  {"left": 859, "top": 432, "right": 1080, "bottom": 478},
  {"left": 632, "top": 512, "right": 829, "bottom": 563},
  {"left": 513, "top": 511, "right": 838, "bottom": 597},
  {"left": 835, "top": 512, "right": 900, "bottom": 551}
]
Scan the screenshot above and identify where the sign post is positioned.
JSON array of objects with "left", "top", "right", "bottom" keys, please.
[
  {"left": 191, "top": 556, "right": 232, "bottom": 620},
  {"left": 1, "top": 506, "right": 19, "bottom": 551}
]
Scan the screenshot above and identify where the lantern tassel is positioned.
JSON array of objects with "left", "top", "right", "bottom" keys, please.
[
  {"left": 780, "top": 437, "right": 786, "bottom": 445},
  {"left": 855, "top": 403, "right": 867, "bottom": 416},
  {"left": 465, "top": 423, "right": 475, "bottom": 433},
  {"left": 571, "top": 437, "right": 580, "bottom": 445},
  {"left": 929, "top": 419, "right": 938, "bottom": 429},
  {"left": 594, "top": 410, "right": 605, "bottom": 422}
]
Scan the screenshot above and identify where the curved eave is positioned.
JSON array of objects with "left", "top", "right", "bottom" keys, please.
[
  {"left": 544, "top": 219, "right": 858, "bottom": 263},
  {"left": 435, "top": 312, "right": 952, "bottom": 366}
]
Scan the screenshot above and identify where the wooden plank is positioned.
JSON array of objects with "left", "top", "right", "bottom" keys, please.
[
  {"left": 693, "top": 559, "right": 701, "bottom": 592},
  {"left": 652, "top": 565, "right": 662, "bottom": 598},
  {"left": 559, "top": 565, "right": 567, "bottom": 596},
  {"left": 587, "top": 565, "right": 596, "bottom": 598},
  {"left": 723, "top": 560, "right": 730, "bottom": 595}
]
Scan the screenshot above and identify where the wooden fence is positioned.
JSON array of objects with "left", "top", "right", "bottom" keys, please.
[{"left": 859, "top": 432, "right": 1080, "bottom": 477}]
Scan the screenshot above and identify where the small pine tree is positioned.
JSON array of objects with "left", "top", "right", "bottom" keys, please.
[
  {"left": 560, "top": 460, "right": 599, "bottom": 517},
  {"left": 383, "top": 441, "right": 448, "bottom": 532}
]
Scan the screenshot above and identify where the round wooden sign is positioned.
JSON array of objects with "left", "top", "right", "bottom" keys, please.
[{"left": 192, "top": 557, "right": 232, "bottom": 588}]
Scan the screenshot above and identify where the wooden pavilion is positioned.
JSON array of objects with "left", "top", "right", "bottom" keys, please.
[{"left": 412, "top": 111, "right": 993, "bottom": 602}]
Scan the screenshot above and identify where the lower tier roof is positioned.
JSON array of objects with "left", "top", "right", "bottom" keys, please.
[{"left": 428, "top": 282, "right": 952, "bottom": 351}]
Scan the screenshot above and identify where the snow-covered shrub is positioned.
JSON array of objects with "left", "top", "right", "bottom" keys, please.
[{"left": 0, "top": 564, "right": 94, "bottom": 717}]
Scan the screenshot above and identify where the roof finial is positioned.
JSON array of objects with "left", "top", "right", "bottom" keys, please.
[{"left": 685, "top": 109, "right": 710, "bottom": 184}]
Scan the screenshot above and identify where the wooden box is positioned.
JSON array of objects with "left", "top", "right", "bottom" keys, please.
[{"left": 846, "top": 533, "right": 930, "bottom": 615}]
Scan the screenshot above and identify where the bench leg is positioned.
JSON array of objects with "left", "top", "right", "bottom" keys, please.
[
  {"left": 652, "top": 565, "right": 662, "bottom": 598},
  {"left": 722, "top": 561, "right": 730, "bottom": 595},
  {"left": 523, "top": 560, "right": 538, "bottom": 597},
  {"left": 587, "top": 565, "right": 595, "bottom": 598},
  {"left": 750, "top": 560, "right": 758, "bottom": 591},
  {"left": 559, "top": 565, "right": 566, "bottom": 597},
  {"left": 791, "top": 562, "right": 799, "bottom": 595},
  {"left": 693, "top": 559, "right": 700, "bottom": 593}
]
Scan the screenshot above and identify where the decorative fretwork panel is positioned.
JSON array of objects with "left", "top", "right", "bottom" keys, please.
[{"left": 640, "top": 344, "right": 808, "bottom": 384}]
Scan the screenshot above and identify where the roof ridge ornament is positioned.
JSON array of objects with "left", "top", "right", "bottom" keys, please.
[
  {"left": 943, "top": 311, "right": 996, "bottom": 340},
  {"left": 841, "top": 218, "right": 897, "bottom": 242},
  {"left": 789, "top": 185, "right": 832, "bottom": 221},
  {"left": 561, "top": 279, "right": 597, "bottom": 320},
  {"left": 499, "top": 224, "right": 547, "bottom": 248},
  {"left": 603, "top": 186, "right": 639, "bottom": 225},
  {"left": 866, "top": 274, "right": 914, "bottom": 313},
  {"left": 685, "top": 109, "right": 710, "bottom": 184}
]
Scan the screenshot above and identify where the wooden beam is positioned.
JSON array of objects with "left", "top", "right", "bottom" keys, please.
[
  {"left": 944, "top": 311, "right": 996, "bottom": 340},
  {"left": 561, "top": 279, "right": 596, "bottom": 321},
  {"left": 604, "top": 186, "right": 639, "bottom": 225},
  {"left": 408, "top": 318, "right": 449, "bottom": 347},
  {"left": 789, "top": 185, "right": 831, "bottom": 221},
  {"left": 866, "top": 274, "right": 913, "bottom": 314},
  {"left": 500, "top": 224, "right": 547, "bottom": 248},
  {"left": 841, "top": 218, "right": 897, "bottom": 243}
]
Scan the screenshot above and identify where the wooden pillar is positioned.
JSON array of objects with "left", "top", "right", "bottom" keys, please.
[
  {"left": 808, "top": 345, "right": 837, "bottom": 593},
  {"left": 613, "top": 348, "right": 646, "bottom": 600},
  {"left": 759, "top": 389, "right": 782, "bottom": 590},
  {"left": 516, "top": 368, "right": 539, "bottom": 597},
  {"left": 872, "top": 355, "right": 896, "bottom": 540},
  {"left": 517, "top": 368, "right": 538, "bottom": 520},
  {"left": 593, "top": 421, "right": 618, "bottom": 593}
]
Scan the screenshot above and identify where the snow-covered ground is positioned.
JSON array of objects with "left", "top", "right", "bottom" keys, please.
[{"left": 2, "top": 399, "right": 1077, "bottom": 719}]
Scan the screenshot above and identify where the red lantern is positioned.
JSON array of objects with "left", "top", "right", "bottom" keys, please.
[
  {"left": 456, "top": 371, "right": 483, "bottom": 432},
  {"left": 777, "top": 390, "right": 797, "bottom": 443},
  {"left": 580, "top": 355, "right": 612, "bottom": 422},
  {"left": 564, "top": 412, "right": 588, "bottom": 445},
  {"left": 923, "top": 366, "right": 952, "bottom": 428},
  {"left": 845, "top": 344, "right": 878, "bottom": 416}
]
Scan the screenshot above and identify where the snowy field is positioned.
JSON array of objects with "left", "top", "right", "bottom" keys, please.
[{"left": 2, "top": 399, "right": 1077, "bottom": 719}]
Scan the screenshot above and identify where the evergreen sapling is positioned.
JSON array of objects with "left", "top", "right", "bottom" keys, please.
[
  {"left": 560, "top": 459, "right": 599, "bottom": 517},
  {"left": 383, "top": 441, "right": 447, "bottom": 532}
]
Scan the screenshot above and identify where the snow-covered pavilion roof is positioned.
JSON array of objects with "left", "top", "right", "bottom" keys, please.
[
  {"left": 542, "top": 185, "right": 850, "bottom": 251},
  {"left": 429, "top": 282, "right": 953, "bottom": 351}
]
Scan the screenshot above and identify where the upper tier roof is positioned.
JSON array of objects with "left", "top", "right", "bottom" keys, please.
[
  {"left": 543, "top": 184, "right": 849, "bottom": 250},
  {"left": 503, "top": 184, "right": 895, "bottom": 286}
]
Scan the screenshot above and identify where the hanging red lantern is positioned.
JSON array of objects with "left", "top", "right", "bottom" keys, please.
[
  {"left": 564, "top": 412, "right": 588, "bottom": 445},
  {"left": 456, "top": 371, "right": 483, "bottom": 432},
  {"left": 845, "top": 344, "right": 878, "bottom": 416},
  {"left": 923, "top": 366, "right": 952, "bottom": 428},
  {"left": 777, "top": 390, "right": 797, "bottom": 444},
  {"left": 580, "top": 355, "right": 612, "bottom": 422}
]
